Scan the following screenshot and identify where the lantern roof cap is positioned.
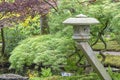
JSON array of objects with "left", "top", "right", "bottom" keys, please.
[
  {"left": 63, "top": 14, "right": 99, "bottom": 25},
  {"left": 76, "top": 14, "right": 87, "bottom": 18}
]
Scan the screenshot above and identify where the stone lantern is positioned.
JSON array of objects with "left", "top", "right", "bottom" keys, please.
[{"left": 63, "top": 14, "right": 112, "bottom": 80}]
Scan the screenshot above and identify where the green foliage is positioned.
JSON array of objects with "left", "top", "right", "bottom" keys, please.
[
  {"left": 4, "top": 15, "right": 40, "bottom": 54},
  {"left": 4, "top": 27, "right": 26, "bottom": 55},
  {"left": 86, "top": 3, "right": 113, "bottom": 44},
  {"left": 64, "top": 52, "right": 86, "bottom": 74},
  {"left": 108, "top": 67, "right": 120, "bottom": 80},
  {"left": 19, "top": 15, "right": 40, "bottom": 36},
  {"left": 0, "top": 0, "right": 14, "bottom": 2},
  {"left": 48, "top": 10, "right": 73, "bottom": 38},
  {"left": 48, "top": 0, "right": 83, "bottom": 37},
  {"left": 9, "top": 35, "right": 75, "bottom": 71},
  {"left": 41, "top": 68, "right": 52, "bottom": 78},
  {"left": 111, "top": 10, "right": 120, "bottom": 44}
]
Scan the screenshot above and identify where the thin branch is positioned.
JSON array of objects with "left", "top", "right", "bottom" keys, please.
[
  {"left": 77, "top": 0, "right": 96, "bottom": 6},
  {"left": 53, "top": 0, "right": 59, "bottom": 10},
  {"left": 1, "top": 28, "right": 5, "bottom": 56},
  {"left": 44, "top": 0, "right": 58, "bottom": 12},
  {"left": 77, "top": 0, "right": 88, "bottom": 4},
  {"left": 91, "top": 38, "right": 99, "bottom": 47},
  {"left": 91, "top": 19, "right": 109, "bottom": 47}
]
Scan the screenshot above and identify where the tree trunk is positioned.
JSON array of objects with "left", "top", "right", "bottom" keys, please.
[
  {"left": 40, "top": 15, "right": 50, "bottom": 35},
  {"left": 1, "top": 28, "right": 5, "bottom": 56}
]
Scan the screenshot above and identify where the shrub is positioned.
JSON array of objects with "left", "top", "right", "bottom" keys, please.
[{"left": 9, "top": 35, "right": 75, "bottom": 71}]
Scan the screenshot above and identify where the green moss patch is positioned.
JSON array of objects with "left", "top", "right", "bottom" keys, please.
[
  {"left": 30, "top": 74, "right": 100, "bottom": 80},
  {"left": 97, "top": 54, "right": 120, "bottom": 68},
  {"left": 92, "top": 41, "right": 120, "bottom": 51},
  {"left": 104, "top": 55, "right": 120, "bottom": 68}
]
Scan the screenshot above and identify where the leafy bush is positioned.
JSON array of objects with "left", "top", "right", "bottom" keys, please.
[{"left": 9, "top": 35, "right": 75, "bottom": 71}]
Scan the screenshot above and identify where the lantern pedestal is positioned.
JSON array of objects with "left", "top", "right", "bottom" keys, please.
[{"left": 63, "top": 14, "right": 112, "bottom": 80}]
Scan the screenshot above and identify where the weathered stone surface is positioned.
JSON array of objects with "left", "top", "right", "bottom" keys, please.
[
  {"left": 72, "top": 25, "right": 90, "bottom": 41},
  {"left": 63, "top": 18, "right": 99, "bottom": 25},
  {"left": 78, "top": 42, "right": 112, "bottom": 80},
  {"left": 63, "top": 14, "right": 99, "bottom": 25},
  {"left": 0, "top": 74, "right": 28, "bottom": 80}
]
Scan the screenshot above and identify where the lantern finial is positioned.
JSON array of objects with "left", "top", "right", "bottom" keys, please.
[{"left": 76, "top": 14, "right": 87, "bottom": 18}]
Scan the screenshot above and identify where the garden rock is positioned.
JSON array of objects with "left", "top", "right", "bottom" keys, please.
[{"left": 0, "top": 74, "right": 28, "bottom": 80}]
